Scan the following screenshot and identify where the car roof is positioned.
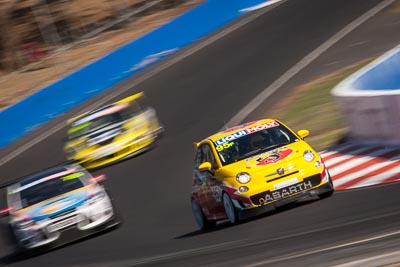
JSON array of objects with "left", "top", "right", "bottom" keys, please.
[
  {"left": 203, "top": 119, "right": 279, "bottom": 144},
  {"left": 20, "top": 166, "right": 70, "bottom": 187},
  {"left": 67, "top": 92, "right": 144, "bottom": 125},
  {"left": 7, "top": 164, "right": 83, "bottom": 194}
]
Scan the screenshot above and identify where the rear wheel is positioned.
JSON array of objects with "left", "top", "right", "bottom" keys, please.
[
  {"left": 223, "top": 193, "right": 239, "bottom": 224},
  {"left": 191, "top": 199, "right": 216, "bottom": 231}
]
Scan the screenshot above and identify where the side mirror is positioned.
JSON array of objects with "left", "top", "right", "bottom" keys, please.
[
  {"left": 198, "top": 162, "right": 212, "bottom": 172},
  {"left": 297, "top": 129, "right": 310, "bottom": 139},
  {"left": 89, "top": 174, "right": 107, "bottom": 183}
]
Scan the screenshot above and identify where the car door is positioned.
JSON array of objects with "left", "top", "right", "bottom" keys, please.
[
  {"left": 193, "top": 143, "right": 220, "bottom": 218},
  {"left": 192, "top": 145, "right": 211, "bottom": 217},
  {"left": 202, "top": 143, "right": 225, "bottom": 217}
]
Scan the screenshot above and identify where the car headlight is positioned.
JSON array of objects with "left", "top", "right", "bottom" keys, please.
[
  {"left": 87, "top": 191, "right": 106, "bottom": 205},
  {"left": 303, "top": 150, "right": 315, "bottom": 162},
  {"left": 236, "top": 172, "right": 251, "bottom": 184},
  {"left": 15, "top": 220, "right": 34, "bottom": 230}
]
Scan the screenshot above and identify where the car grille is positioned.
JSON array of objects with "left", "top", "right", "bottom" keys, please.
[
  {"left": 47, "top": 208, "right": 79, "bottom": 232},
  {"left": 266, "top": 170, "right": 300, "bottom": 183},
  {"left": 250, "top": 174, "right": 322, "bottom": 205},
  {"left": 49, "top": 208, "right": 76, "bottom": 220}
]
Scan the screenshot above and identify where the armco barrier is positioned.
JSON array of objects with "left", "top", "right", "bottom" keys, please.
[
  {"left": 0, "top": 0, "right": 275, "bottom": 149},
  {"left": 331, "top": 44, "right": 400, "bottom": 144}
]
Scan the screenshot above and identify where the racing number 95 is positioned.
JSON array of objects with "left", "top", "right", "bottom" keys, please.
[{"left": 216, "top": 142, "right": 234, "bottom": 152}]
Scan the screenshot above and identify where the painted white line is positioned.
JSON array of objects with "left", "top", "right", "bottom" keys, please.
[
  {"left": 0, "top": 1, "right": 287, "bottom": 167},
  {"left": 348, "top": 40, "right": 369, "bottom": 47},
  {"left": 331, "top": 250, "right": 400, "bottom": 267},
  {"left": 240, "top": 0, "right": 283, "bottom": 13},
  {"left": 66, "top": 240, "right": 245, "bottom": 267},
  {"left": 248, "top": 229, "right": 400, "bottom": 267},
  {"left": 224, "top": 0, "right": 396, "bottom": 129}
]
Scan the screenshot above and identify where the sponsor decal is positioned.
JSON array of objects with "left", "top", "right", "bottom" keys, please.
[
  {"left": 215, "top": 141, "right": 234, "bottom": 152},
  {"left": 221, "top": 121, "right": 258, "bottom": 133},
  {"left": 8, "top": 169, "right": 78, "bottom": 195},
  {"left": 255, "top": 147, "right": 293, "bottom": 165},
  {"left": 215, "top": 121, "right": 279, "bottom": 145},
  {"left": 62, "top": 172, "right": 84, "bottom": 181},
  {"left": 273, "top": 177, "right": 298, "bottom": 190},
  {"left": 40, "top": 203, "right": 59, "bottom": 215},
  {"left": 258, "top": 180, "right": 313, "bottom": 204},
  {"left": 210, "top": 185, "right": 222, "bottom": 202},
  {"left": 68, "top": 121, "right": 92, "bottom": 134}
]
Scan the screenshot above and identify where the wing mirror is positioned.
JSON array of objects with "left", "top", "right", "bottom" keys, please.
[
  {"left": 89, "top": 174, "right": 107, "bottom": 183},
  {"left": 297, "top": 129, "right": 310, "bottom": 139},
  {"left": 198, "top": 162, "right": 212, "bottom": 172}
]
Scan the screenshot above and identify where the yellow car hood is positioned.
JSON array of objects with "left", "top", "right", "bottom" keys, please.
[{"left": 217, "top": 141, "right": 319, "bottom": 185}]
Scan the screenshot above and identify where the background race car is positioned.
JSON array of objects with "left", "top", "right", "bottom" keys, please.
[
  {"left": 191, "top": 119, "right": 334, "bottom": 230},
  {"left": 64, "top": 92, "right": 163, "bottom": 169},
  {"left": 0, "top": 164, "right": 119, "bottom": 252}
]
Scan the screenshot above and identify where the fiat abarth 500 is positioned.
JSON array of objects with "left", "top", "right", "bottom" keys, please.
[
  {"left": 191, "top": 119, "right": 334, "bottom": 230},
  {"left": 64, "top": 92, "right": 163, "bottom": 169},
  {"left": 0, "top": 164, "right": 118, "bottom": 251}
]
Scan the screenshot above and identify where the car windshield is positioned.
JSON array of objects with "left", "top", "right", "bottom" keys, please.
[
  {"left": 214, "top": 124, "right": 298, "bottom": 166},
  {"left": 67, "top": 102, "right": 143, "bottom": 140},
  {"left": 68, "top": 113, "right": 123, "bottom": 140},
  {"left": 9, "top": 170, "right": 89, "bottom": 209}
]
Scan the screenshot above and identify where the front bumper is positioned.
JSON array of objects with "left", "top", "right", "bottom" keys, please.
[
  {"left": 75, "top": 128, "right": 162, "bottom": 169},
  {"left": 238, "top": 178, "right": 334, "bottom": 220},
  {"left": 13, "top": 196, "right": 115, "bottom": 249}
]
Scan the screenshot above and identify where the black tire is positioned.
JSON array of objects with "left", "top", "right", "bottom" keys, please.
[
  {"left": 222, "top": 193, "right": 239, "bottom": 225},
  {"left": 319, "top": 171, "right": 334, "bottom": 199},
  {"left": 191, "top": 199, "right": 216, "bottom": 231}
]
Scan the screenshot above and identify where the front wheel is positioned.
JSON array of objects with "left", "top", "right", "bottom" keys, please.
[
  {"left": 191, "top": 199, "right": 215, "bottom": 231},
  {"left": 223, "top": 193, "right": 239, "bottom": 224}
]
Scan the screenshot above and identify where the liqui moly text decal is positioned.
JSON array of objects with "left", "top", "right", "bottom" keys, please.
[{"left": 215, "top": 121, "right": 279, "bottom": 145}]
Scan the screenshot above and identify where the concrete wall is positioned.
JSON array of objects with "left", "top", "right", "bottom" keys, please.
[{"left": 332, "top": 45, "right": 400, "bottom": 144}]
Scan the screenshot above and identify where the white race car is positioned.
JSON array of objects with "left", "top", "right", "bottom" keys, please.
[{"left": 0, "top": 164, "right": 118, "bottom": 250}]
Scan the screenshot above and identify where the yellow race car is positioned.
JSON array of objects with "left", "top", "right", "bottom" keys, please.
[
  {"left": 191, "top": 119, "right": 334, "bottom": 230},
  {"left": 64, "top": 92, "right": 163, "bottom": 169}
]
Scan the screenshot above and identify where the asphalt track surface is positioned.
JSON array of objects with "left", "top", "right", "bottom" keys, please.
[{"left": 1, "top": 0, "right": 400, "bottom": 266}]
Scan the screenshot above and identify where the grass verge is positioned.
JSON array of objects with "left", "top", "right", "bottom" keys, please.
[{"left": 269, "top": 59, "right": 374, "bottom": 151}]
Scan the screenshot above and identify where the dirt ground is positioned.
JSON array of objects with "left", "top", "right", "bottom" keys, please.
[{"left": 0, "top": 0, "right": 203, "bottom": 111}]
